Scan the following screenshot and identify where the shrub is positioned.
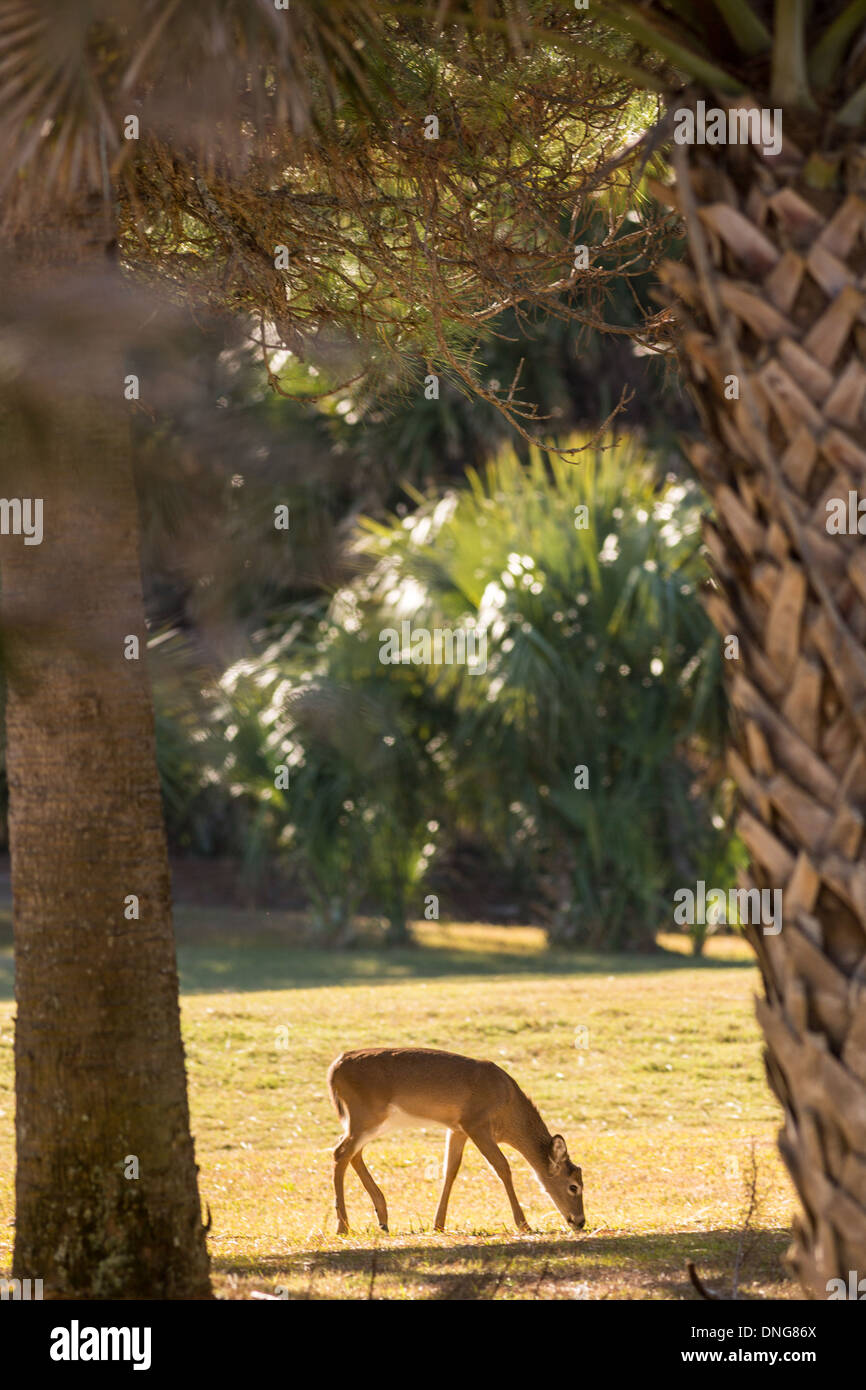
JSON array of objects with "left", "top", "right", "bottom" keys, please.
[{"left": 354, "top": 437, "right": 734, "bottom": 949}]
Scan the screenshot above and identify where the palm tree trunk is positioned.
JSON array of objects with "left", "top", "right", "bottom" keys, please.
[
  {"left": 0, "top": 287, "right": 211, "bottom": 1296},
  {"left": 664, "top": 124, "right": 866, "bottom": 1296}
]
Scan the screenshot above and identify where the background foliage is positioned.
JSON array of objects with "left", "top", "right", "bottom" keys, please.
[{"left": 149, "top": 430, "right": 740, "bottom": 952}]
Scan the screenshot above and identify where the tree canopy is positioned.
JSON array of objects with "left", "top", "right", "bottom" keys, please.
[{"left": 1, "top": 1, "right": 673, "bottom": 439}]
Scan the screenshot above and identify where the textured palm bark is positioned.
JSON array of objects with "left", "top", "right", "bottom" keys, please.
[
  {"left": 0, "top": 232, "right": 210, "bottom": 1296},
  {"left": 660, "top": 115, "right": 866, "bottom": 1296}
]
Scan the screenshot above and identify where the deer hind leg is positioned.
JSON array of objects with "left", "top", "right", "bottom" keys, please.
[
  {"left": 434, "top": 1129, "right": 466, "bottom": 1233},
  {"left": 333, "top": 1132, "right": 360, "bottom": 1235},
  {"left": 467, "top": 1124, "right": 530, "bottom": 1234},
  {"left": 351, "top": 1152, "right": 388, "bottom": 1232}
]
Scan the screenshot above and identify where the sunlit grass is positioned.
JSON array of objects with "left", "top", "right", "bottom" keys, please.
[{"left": 0, "top": 918, "right": 797, "bottom": 1299}]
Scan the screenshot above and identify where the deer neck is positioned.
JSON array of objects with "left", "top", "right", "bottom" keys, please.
[{"left": 501, "top": 1090, "right": 553, "bottom": 1180}]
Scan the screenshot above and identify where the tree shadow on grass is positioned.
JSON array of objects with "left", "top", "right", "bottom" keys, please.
[
  {"left": 171, "top": 942, "right": 755, "bottom": 996},
  {"left": 0, "top": 909, "right": 756, "bottom": 1001},
  {"left": 212, "top": 1228, "right": 795, "bottom": 1301},
  {"left": 0, "top": 940, "right": 755, "bottom": 1001}
]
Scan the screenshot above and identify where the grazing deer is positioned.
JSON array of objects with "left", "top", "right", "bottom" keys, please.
[{"left": 327, "top": 1046, "right": 584, "bottom": 1235}]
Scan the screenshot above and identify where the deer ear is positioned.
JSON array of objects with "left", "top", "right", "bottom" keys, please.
[{"left": 549, "top": 1135, "right": 568, "bottom": 1172}]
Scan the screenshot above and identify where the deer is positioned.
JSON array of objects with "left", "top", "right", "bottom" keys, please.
[{"left": 327, "top": 1046, "right": 584, "bottom": 1236}]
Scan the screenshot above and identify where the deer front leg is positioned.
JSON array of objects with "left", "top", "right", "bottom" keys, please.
[
  {"left": 351, "top": 1152, "right": 388, "bottom": 1232},
  {"left": 434, "top": 1129, "right": 467, "bottom": 1233},
  {"left": 468, "top": 1125, "right": 531, "bottom": 1234}
]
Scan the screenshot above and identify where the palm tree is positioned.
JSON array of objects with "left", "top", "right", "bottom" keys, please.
[
  {"left": 541, "top": 0, "right": 866, "bottom": 1297},
  {"left": 0, "top": 1, "right": 662, "bottom": 1296},
  {"left": 0, "top": 0, "right": 389, "bottom": 1301}
]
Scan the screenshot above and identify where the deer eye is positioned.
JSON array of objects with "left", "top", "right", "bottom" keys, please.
[{"left": 568, "top": 1183, "right": 579, "bottom": 1194}]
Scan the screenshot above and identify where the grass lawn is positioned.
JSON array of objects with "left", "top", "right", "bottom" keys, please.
[{"left": 0, "top": 913, "right": 798, "bottom": 1299}]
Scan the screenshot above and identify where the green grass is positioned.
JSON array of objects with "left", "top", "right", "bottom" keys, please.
[{"left": 0, "top": 916, "right": 797, "bottom": 1299}]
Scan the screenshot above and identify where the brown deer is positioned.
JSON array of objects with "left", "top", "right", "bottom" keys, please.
[{"left": 327, "top": 1046, "right": 584, "bottom": 1235}]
